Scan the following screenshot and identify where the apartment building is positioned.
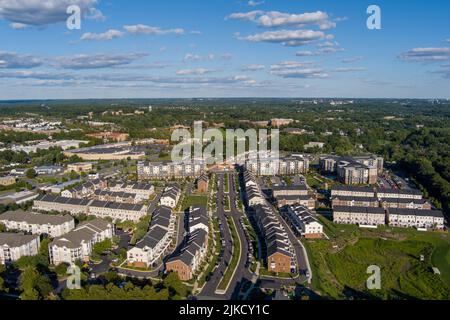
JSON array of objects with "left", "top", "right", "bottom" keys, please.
[
  {"left": 388, "top": 208, "right": 445, "bottom": 230},
  {"left": 333, "top": 206, "right": 386, "bottom": 226},
  {"left": 320, "top": 155, "right": 383, "bottom": 185},
  {"left": 67, "top": 162, "right": 94, "bottom": 173},
  {"left": 165, "top": 228, "right": 209, "bottom": 281},
  {"left": 245, "top": 155, "right": 309, "bottom": 176},
  {"left": 137, "top": 160, "right": 206, "bottom": 179},
  {"left": 272, "top": 184, "right": 309, "bottom": 197},
  {"left": 0, "top": 210, "right": 75, "bottom": 238},
  {"left": 92, "top": 190, "right": 139, "bottom": 204},
  {"left": 109, "top": 182, "right": 154, "bottom": 202},
  {"left": 284, "top": 205, "right": 323, "bottom": 238},
  {"left": 0, "top": 233, "right": 40, "bottom": 265},
  {"left": 253, "top": 204, "right": 295, "bottom": 274},
  {"left": 275, "top": 195, "right": 316, "bottom": 210},
  {"left": 331, "top": 186, "right": 376, "bottom": 198},
  {"left": 380, "top": 198, "right": 431, "bottom": 210},
  {"left": 49, "top": 219, "right": 114, "bottom": 265},
  {"left": 376, "top": 188, "right": 423, "bottom": 200},
  {"left": 0, "top": 175, "right": 16, "bottom": 186},
  {"left": 61, "top": 179, "right": 106, "bottom": 199},
  {"left": 159, "top": 185, "right": 181, "bottom": 209},
  {"left": 332, "top": 196, "right": 379, "bottom": 208},
  {"left": 127, "top": 206, "right": 176, "bottom": 268},
  {"left": 88, "top": 200, "right": 148, "bottom": 222},
  {"left": 33, "top": 194, "right": 91, "bottom": 215}
]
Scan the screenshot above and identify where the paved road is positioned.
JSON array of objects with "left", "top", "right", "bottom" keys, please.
[{"left": 198, "top": 173, "right": 252, "bottom": 300}]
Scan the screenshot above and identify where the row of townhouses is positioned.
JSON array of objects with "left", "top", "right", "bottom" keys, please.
[
  {"left": 333, "top": 206, "right": 445, "bottom": 230},
  {"left": 282, "top": 205, "right": 324, "bottom": 238},
  {"left": 49, "top": 219, "right": 114, "bottom": 265},
  {"left": 165, "top": 206, "right": 210, "bottom": 281},
  {"left": 137, "top": 160, "right": 206, "bottom": 179},
  {"left": 245, "top": 154, "right": 309, "bottom": 176},
  {"left": 0, "top": 233, "right": 40, "bottom": 265},
  {"left": 33, "top": 194, "right": 148, "bottom": 222},
  {"left": 331, "top": 185, "right": 423, "bottom": 200},
  {"left": 127, "top": 206, "right": 176, "bottom": 268},
  {"left": 109, "top": 182, "right": 155, "bottom": 202},
  {"left": 61, "top": 179, "right": 107, "bottom": 199},
  {"left": 159, "top": 185, "right": 182, "bottom": 209},
  {"left": 273, "top": 185, "right": 316, "bottom": 209},
  {"left": 243, "top": 170, "right": 266, "bottom": 207},
  {"left": 0, "top": 210, "right": 75, "bottom": 238},
  {"left": 253, "top": 204, "right": 296, "bottom": 274},
  {"left": 320, "top": 155, "right": 384, "bottom": 185}
]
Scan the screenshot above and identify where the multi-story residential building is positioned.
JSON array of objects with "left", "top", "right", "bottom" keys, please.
[
  {"left": 33, "top": 194, "right": 91, "bottom": 215},
  {"left": 0, "top": 210, "right": 75, "bottom": 238},
  {"left": 284, "top": 205, "right": 323, "bottom": 238},
  {"left": 333, "top": 206, "right": 386, "bottom": 226},
  {"left": 253, "top": 204, "right": 295, "bottom": 274},
  {"left": 245, "top": 155, "right": 309, "bottom": 176},
  {"left": 0, "top": 175, "right": 16, "bottom": 186},
  {"left": 271, "top": 118, "right": 294, "bottom": 127},
  {"left": 196, "top": 174, "right": 209, "bottom": 193},
  {"left": 88, "top": 200, "right": 148, "bottom": 222},
  {"left": 33, "top": 195, "right": 148, "bottom": 222},
  {"left": 376, "top": 188, "right": 423, "bottom": 200},
  {"left": 0, "top": 233, "right": 40, "bottom": 265},
  {"left": 159, "top": 185, "right": 181, "bottom": 209},
  {"left": 127, "top": 206, "right": 176, "bottom": 268},
  {"left": 61, "top": 179, "right": 106, "bottom": 199},
  {"left": 188, "top": 206, "right": 209, "bottom": 234},
  {"left": 137, "top": 160, "right": 206, "bottom": 179},
  {"left": 272, "top": 184, "right": 309, "bottom": 197},
  {"left": 165, "top": 228, "right": 209, "bottom": 281},
  {"left": 67, "top": 162, "right": 94, "bottom": 173},
  {"left": 34, "top": 165, "right": 64, "bottom": 175},
  {"left": 380, "top": 198, "right": 431, "bottom": 210},
  {"left": 92, "top": 190, "right": 139, "bottom": 204},
  {"left": 332, "top": 196, "right": 379, "bottom": 208},
  {"left": 388, "top": 208, "right": 444, "bottom": 230},
  {"left": 331, "top": 186, "right": 376, "bottom": 198},
  {"left": 275, "top": 195, "right": 316, "bottom": 210},
  {"left": 320, "top": 155, "right": 383, "bottom": 185},
  {"left": 108, "top": 182, "right": 154, "bottom": 202},
  {"left": 49, "top": 219, "right": 114, "bottom": 265}
]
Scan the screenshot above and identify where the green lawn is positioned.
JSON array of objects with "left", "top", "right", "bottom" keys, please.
[
  {"left": 304, "top": 218, "right": 450, "bottom": 300},
  {"left": 180, "top": 195, "right": 208, "bottom": 211}
]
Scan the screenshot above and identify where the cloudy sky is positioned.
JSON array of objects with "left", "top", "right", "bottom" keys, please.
[{"left": 0, "top": 0, "right": 449, "bottom": 99}]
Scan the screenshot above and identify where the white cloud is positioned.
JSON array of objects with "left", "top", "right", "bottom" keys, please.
[
  {"left": 0, "top": 0, "right": 102, "bottom": 26},
  {"left": 398, "top": 47, "right": 450, "bottom": 62},
  {"left": 176, "top": 68, "right": 215, "bottom": 75},
  {"left": 237, "top": 29, "right": 328, "bottom": 46},
  {"left": 124, "top": 24, "right": 185, "bottom": 35},
  {"left": 269, "top": 61, "right": 328, "bottom": 78},
  {"left": 222, "top": 53, "right": 233, "bottom": 60},
  {"left": 0, "top": 51, "right": 42, "bottom": 68},
  {"left": 295, "top": 51, "right": 319, "bottom": 57},
  {"left": 9, "top": 22, "right": 27, "bottom": 29},
  {"left": 183, "top": 53, "right": 215, "bottom": 62},
  {"left": 333, "top": 67, "right": 366, "bottom": 72},
  {"left": 242, "top": 64, "right": 265, "bottom": 71},
  {"left": 81, "top": 29, "right": 124, "bottom": 41},
  {"left": 227, "top": 10, "right": 336, "bottom": 30},
  {"left": 54, "top": 53, "right": 148, "bottom": 69},
  {"left": 342, "top": 56, "right": 363, "bottom": 63},
  {"left": 248, "top": 0, "right": 264, "bottom": 7}
]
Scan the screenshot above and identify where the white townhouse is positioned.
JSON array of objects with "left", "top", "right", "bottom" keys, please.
[
  {"left": 49, "top": 219, "right": 114, "bottom": 265},
  {"left": 159, "top": 185, "right": 181, "bottom": 209},
  {"left": 376, "top": 188, "right": 423, "bottom": 200},
  {"left": 285, "top": 205, "right": 323, "bottom": 238},
  {"left": 127, "top": 206, "right": 176, "bottom": 268},
  {"left": 188, "top": 206, "right": 209, "bottom": 234},
  {"left": 0, "top": 233, "right": 40, "bottom": 265},
  {"left": 333, "top": 206, "right": 386, "bottom": 226},
  {"left": 0, "top": 210, "right": 75, "bottom": 238},
  {"left": 388, "top": 208, "right": 445, "bottom": 230},
  {"left": 87, "top": 200, "right": 148, "bottom": 223},
  {"left": 109, "top": 182, "right": 154, "bottom": 202}
]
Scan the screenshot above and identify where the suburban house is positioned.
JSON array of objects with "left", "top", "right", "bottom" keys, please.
[
  {"left": 0, "top": 233, "right": 40, "bottom": 265},
  {"left": 0, "top": 210, "right": 75, "bottom": 238}
]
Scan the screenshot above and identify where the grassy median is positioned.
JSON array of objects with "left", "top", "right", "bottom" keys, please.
[{"left": 217, "top": 216, "right": 241, "bottom": 291}]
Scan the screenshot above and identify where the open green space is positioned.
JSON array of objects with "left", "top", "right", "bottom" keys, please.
[{"left": 304, "top": 216, "right": 450, "bottom": 300}]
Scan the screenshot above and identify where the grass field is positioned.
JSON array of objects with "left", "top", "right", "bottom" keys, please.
[
  {"left": 180, "top": 195, "right": 208, "bottom": 211},
  {"left": 304, "top": 217, "right": 450, "bottom": 300}
]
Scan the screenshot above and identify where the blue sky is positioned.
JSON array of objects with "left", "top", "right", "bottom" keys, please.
[{"left": 0, "top": 0, "right": 449, "bottom": 99}]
